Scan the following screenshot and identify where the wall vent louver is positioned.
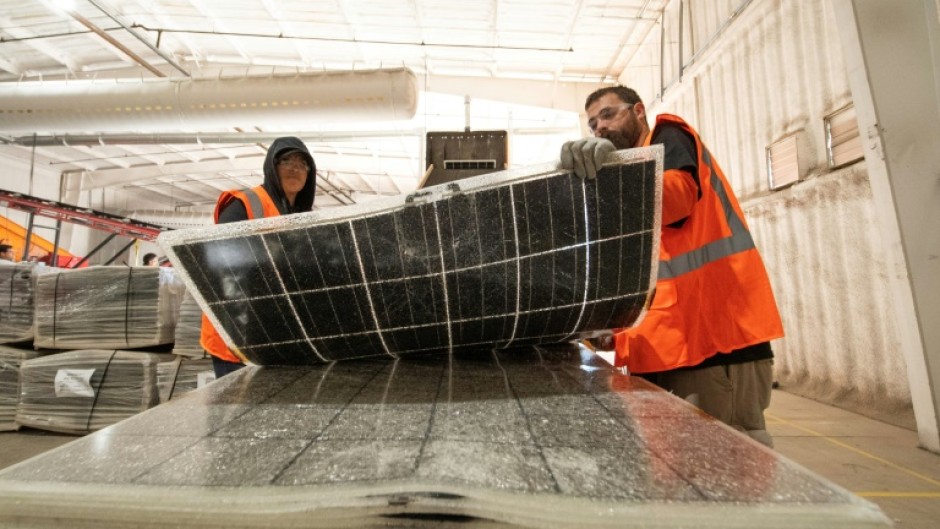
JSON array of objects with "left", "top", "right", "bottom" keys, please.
[
  {"left": 767, "top": 135, "right": 801, "bottom": 190},
  {"left": 826, "top": 105, "right": 864, "bottom": 168}
]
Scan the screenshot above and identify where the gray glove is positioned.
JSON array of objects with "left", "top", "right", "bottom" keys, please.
[{"left": 559, "top": 138, "right": 616, "bottom": 179}]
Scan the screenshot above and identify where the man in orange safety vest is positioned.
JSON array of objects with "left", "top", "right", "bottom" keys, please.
[{"left": 560, "top": 86, "right": 783, "bottom": 447}]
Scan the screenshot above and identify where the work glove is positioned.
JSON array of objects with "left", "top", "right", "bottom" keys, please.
[{"left": 559, "top": 138, "right": 616, "bottom": 179}]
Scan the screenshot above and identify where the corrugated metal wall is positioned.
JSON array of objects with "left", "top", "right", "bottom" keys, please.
[{"left": 621, "top": 0, "right": 912, "bottom": 418}]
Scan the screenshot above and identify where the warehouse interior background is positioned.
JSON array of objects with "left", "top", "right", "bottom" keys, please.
[{"left": 0, "top": 0, "right": 938, "bottom": 482}]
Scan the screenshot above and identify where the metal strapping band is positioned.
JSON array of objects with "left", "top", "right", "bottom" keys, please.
[
  {"left": 658, "top": 148, "right": 755, "bottom": 280},
  {"left": 242, "top": 188, "right": 264, "bottom": 219}
]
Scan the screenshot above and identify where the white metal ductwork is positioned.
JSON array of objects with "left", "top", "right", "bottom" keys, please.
[
  {"left": 121, "top": 209, "right": 213, "bottom": 230},
  {"left": 0, "top": 68, "right": 418, "bottom": 134}
]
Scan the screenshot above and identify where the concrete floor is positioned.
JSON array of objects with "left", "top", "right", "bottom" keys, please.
[
  {"left": 767, "top": 391, "right": 940, "bottom": 529},
  {"left": 1, "top": 389, "right": 938, "bottom": 528}
]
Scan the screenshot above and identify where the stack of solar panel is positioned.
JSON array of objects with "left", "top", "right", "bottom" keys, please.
[
  {"left": 0, "top": 345, "right": 40, "bottom": 431},
  {"left": 171, "top": 290, "right": 206, "bottom": 358},
  {"left": 156, "top": 355, "right": 215, "bottom": 402},
  {"left": 33, "top": 266, "right": 186, "bottom": 350},
  {"left": 0, "top": 262, "right": 50, "bottom": 344},
  {"left": 15, "top": 349, "right": 172, "bottom": 434},
  {"left": 158, "top": 267, "right": 188, "bottom": 344}
]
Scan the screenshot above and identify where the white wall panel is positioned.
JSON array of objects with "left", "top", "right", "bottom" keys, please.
[
  {"left": 689, "top": 0, "right": 741, "bottom": 53},
  {"left": 623, "top": 0, "right": 912, "bottom": 416},
  {"left": 622, "top": 24, "right": 663, "bottom": 103},
  {"left": 661, "top": 0, "right": 685, "bottom": 90},
  {"left": 0, "top": 152, "right": 70, "bottom": 260},
  {"left": 749, "top": 166, "right": 909, "bottom": 409},
  {"left": 0, "top": 155, "right": 174, "bottom": 264},
  {"left": 0, "top": 152, "right": 60, "bottom": 198}
]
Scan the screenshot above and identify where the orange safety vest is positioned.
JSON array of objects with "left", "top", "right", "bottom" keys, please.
[
  {"left": 199, "top": 186, "right": 281, "bottom": 363},
  {"left": 613, "top": 114, "right": 783, "bottom": 372}
]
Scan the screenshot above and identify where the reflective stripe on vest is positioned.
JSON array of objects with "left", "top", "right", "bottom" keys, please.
[
  {"left": 242, "top": 188, "right": 265, "bottom": 218},
  {"left": 657, "top": 149, "right": 756, "bottom": 280}
]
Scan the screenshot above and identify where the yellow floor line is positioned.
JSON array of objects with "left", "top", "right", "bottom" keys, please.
[
  {"left": 856, "top": 492, "right": 940, "bottom": 498},
  {"left": 766, "top": 412, "right": 940, "bottom": 488}
]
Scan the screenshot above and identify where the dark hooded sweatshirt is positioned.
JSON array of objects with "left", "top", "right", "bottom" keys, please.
[{"left": 217, "top": 136, "right": 316, "bottom": 223}]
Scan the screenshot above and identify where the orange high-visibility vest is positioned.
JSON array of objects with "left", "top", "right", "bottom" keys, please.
[
  {"left": 614, "top": 114, "right": 783, "bottom": 373},
  {"left": 199, "top": 186, "right": 281, "bottom": 363}
]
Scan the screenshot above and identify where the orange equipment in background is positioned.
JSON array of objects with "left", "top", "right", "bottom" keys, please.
[{"left": 0, "top": 216, "right": 83, "bottom": 267}]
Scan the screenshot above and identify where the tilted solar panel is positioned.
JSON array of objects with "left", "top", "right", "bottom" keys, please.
[{"left": 159, "top": 147, "right": 663, "bottom": 365}]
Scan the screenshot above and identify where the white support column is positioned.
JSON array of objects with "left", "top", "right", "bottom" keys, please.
[
  {"left": 56, "top": 171, "right": 83, "bottom": 262},
  {"left": 830, "top": 0, "right": 940, "bottom": 452}
]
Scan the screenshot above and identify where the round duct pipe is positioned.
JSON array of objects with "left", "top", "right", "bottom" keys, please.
[{"left": 0, "top": 68, "right": 418, "bottom": 134}]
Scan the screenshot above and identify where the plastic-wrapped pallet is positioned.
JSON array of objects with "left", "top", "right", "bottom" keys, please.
[
  {"left": 171, "top": 290, "right": 206, "bottom": 358},
  {"left": 33, "top": 266, "right": 187, "bottom": 350},
  {"left": 15, "top": 349, "right": 172, "bottom": 434},
  {"left": 0, "top": 262, "right": 51, "bottom": 344},
  {"left": 0, "top": 345, "right": 41, "bottom": 431},
  {"left": 156, "top": 355, "right": 215, "bottom": 402},
  {"left": 158, "top": 267, "right": 187, "bottom": 344}
]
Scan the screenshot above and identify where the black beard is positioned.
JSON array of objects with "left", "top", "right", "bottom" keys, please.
[{"left": 600, "top": 131, "right": 631, "bottom": 150}]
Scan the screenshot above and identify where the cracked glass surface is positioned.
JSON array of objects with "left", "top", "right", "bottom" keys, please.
[{"left": 0, "top": 346, "right": 890, "bottom": 528}]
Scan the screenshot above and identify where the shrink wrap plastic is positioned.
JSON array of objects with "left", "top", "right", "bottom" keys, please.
[
  {"left": 0, "top": 344, "right": 40, "bottom": 430},
  {"left": 33, "top": 266, "right": 186, "bottom": 350},
  {"left": 0, "top": 262, "right": 52, "bottom": 344},
  {"left": 171, "top": 290, "right": 206, "bottom": 358},
  {"left": 16, "top": 349, "right": 172, "bottom": 434},
  {"left": 157, "top": 355, "right": 215, "bottom": 402}
]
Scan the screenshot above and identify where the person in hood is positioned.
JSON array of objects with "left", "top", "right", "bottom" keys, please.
[
  {"left": 216, "top": 136, "right": 316, "bottom": 222},
  {"left": 201, "top": 136, "right": 317, "bottom": 377}
]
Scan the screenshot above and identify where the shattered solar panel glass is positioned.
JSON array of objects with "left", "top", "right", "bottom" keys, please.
[
  {"left": 160, "top": 148, "right": 662, "bottom": 365},
  {"left": 0, "top": 346, "right": 892, "bottom": 528}
]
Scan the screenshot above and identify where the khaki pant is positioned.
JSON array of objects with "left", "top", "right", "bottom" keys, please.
[{"left": 649, "top": 358, "right": 774, "bottom": 447}]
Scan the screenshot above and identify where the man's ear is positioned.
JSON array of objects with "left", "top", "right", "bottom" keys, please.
[{"left": 633, "top": 101, "right": 646, "bottom": 121}]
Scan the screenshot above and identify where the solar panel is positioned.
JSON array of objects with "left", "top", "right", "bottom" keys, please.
[
  {"left": 0, "top": 345, "right": 890, "bottom": 528},
  {"left": 159, "top": 147, "right": 663, "bottom": 365}
]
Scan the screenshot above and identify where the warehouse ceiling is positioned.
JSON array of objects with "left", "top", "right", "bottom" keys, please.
[{"left": 0, "top": 0, "right": 665, "bottom": 224}]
